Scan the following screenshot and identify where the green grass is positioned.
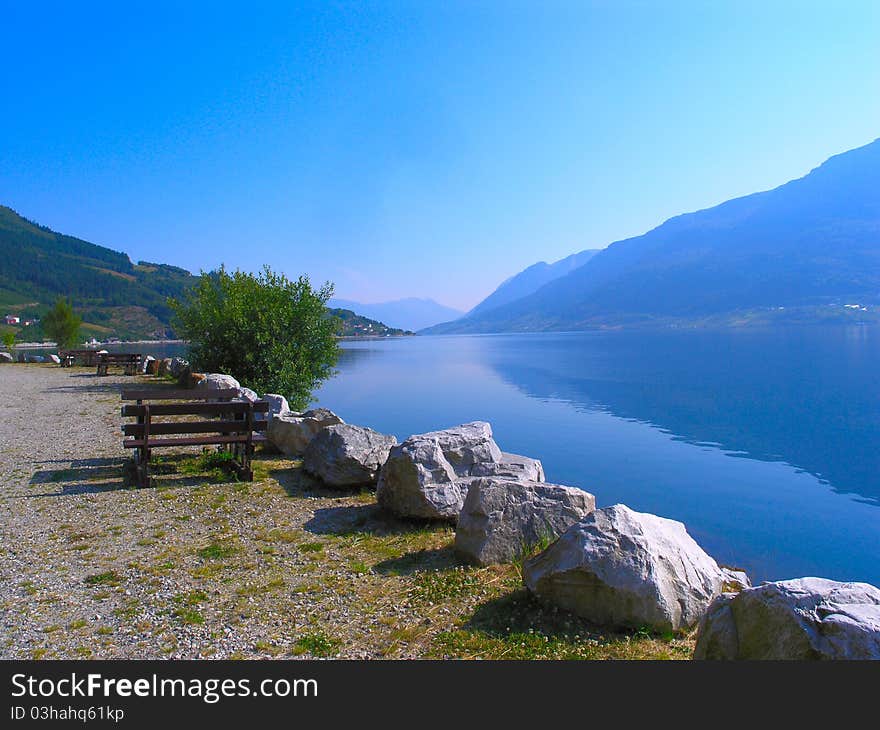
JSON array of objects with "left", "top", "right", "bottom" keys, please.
[
  {"left": 174, "top": 607, "right": 206, "bottom": 625},
  {"left": 412, "top": 567, "right": 483, "bottom": 604},
  {"left": 196, "top": 541, "right": 237, "bottom": 560},
  {"left": 84, "top": 571, "right": 123, "bottom": 587},
  {"left": 291, "top": 631, "right": 341, "bottom": 658},
  {"left": 179, "top": 450, "right": 241, "bottom": 483}
]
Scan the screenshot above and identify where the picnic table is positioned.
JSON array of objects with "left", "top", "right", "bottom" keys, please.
[{"left": 97, "top": 352, "right": 142, "bottom": 376}]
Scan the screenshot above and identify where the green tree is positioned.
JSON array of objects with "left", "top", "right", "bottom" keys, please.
[
  {"left": 42, "top": 298, "right": 82, "bottom": 349},
  {"left": 2, "top": 330, "right": 15, "bottom": 349},
  {"left": 169, "top": 265, "right": 340, "bottom": 409}
]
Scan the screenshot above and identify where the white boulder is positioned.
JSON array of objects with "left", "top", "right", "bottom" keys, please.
[
  {"left": 267, "top": 408, "right": 344, "bottom": 457},
  {"left": 455, "top": 477, "right": 595, "bottom": 566},
  {"left": 303, "top": 423, "right": 398, "bottom": 488},
  {"left": 694, "top": 577, "right": 880, "bottom": 660},
  {"left": 523, "top": 504, "right": 723, "bottom": 631},
  {"left": 195, "top": 373, "right": 241, "bottom": 391}
]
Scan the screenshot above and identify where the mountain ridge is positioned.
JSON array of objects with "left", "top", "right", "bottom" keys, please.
[{"left": 423, "top": 137, "right": 880, "bottom": 334}]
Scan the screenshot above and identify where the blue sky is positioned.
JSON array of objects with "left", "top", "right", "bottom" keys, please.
[{"left": 1, "top": 1, "right": 878, "bottom": 310}]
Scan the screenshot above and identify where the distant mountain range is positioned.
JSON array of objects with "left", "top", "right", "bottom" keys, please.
[
  {"left": 328, "top": 297, "right": 463, "bottom": 332},
  {"left": 0, "top": 206, "right": 412, "bottom": 341},
  {"left": 466, "top": 249, "right": 601, "bottom": 319},
  {"left": 424, "top": 137, "right": 880, "bottom": 333}
]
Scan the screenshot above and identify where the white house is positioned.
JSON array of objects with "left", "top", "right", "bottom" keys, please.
[{"left": 4, "top": 315, "right": 20, "bottom": 325}]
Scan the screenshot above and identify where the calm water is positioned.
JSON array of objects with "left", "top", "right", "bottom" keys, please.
[{"left": 311, "top": 328, "right": 880, "bottom": 586}]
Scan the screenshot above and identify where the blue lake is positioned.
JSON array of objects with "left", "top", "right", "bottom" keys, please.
[{"left": 311, "top": 328, "right": 880, "bottom": 586}]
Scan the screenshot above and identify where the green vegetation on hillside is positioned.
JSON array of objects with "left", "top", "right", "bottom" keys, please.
[
  {"left": 0, "top": 205, "right": 196, "bottom": 339},
  {"left": 329, "top": 308, "right": 414, "bottom": 337},
  {"left": 1, "top": 204, "right": 420, "bottom": 342}
]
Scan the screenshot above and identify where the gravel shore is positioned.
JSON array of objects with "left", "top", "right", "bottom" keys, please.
[{"left": 0, "top": 365, "right": 690, "bottom": 660}]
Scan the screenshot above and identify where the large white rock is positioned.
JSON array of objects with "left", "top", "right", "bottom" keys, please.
[
  {"left": 195, "top": 373, "right": 241, "bottom": 391},
  {"left": 0, "top": 352, "right": 13, "bottom": 363},
  {"left": 303, "top": 423, "right": 398, "bottom": 488},
  {"left": 262, "top": 394, "right": 290, "bottom": 419},
  {"left": 455, "top": 478, "right": 595, "bottom": 566},
  {"left": 471, "top": 452, "right": 545, "bottom": 481},
  {"left": 48, "top": 353, "right": 61, "bottom": 364},
  {"left": 694, "top": 577, "right": 880, "bottom": 660},
  {"left": 267, "top": 408, "right": 344, "bottom": 457},
  {"left": 419, "top": 421, "right": 503, "bottom": 476},
  {"left": 376, "top": 421, "right": 511, "bottom": 521},
  {"left": 523, "top": 504, "right": 723, "bottom": 631}
]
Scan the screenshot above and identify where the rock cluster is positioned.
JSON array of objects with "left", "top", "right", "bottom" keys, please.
[{"left": 376, "top": 421, "right": 544, "bottom": 522}]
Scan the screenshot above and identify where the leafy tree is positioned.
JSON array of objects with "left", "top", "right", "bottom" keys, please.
[
  {"left": 42, "top": 298, "right": 82, "bottom": 349},
  {"left": 2, "top": 330, "right": 15, "bottom": 349},
  {"left": 169, "top": 265, "right": 340, "bottom": 409}
]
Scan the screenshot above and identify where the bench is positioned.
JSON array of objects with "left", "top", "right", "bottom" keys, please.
[
  {"left": 60, "top": 349, "right": 102, "bottom": 367},
  {"left": 120, "top": 388, "right": 269, "bottom": 487},
  {"left": 98, "top": 352, "right": 142, "bottom": 376}
]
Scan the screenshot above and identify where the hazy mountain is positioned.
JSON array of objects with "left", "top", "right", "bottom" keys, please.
[
  {"left": 466, "top": 249, "right": 601, "bottom": 319},
  {"left": 328, "top": 297, "right": 463, "bottom": 331},
  {"left": 424, "top": 137, "right": 880, "bottom": 333}
]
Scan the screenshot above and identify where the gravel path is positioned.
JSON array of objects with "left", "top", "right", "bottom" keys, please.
[{"left": 0, "top": 364, "right": 690, "bottom": 660}]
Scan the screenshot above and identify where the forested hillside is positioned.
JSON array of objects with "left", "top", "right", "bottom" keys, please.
[{"left": 0, "top": 205, "right": 195, "bottom": 339}]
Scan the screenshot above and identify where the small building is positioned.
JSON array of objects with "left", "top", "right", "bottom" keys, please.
[{"left": 4, "top": 315, "right": 20, "bottom": 325}]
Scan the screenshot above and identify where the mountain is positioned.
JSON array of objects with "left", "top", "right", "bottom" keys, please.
[
  {"left": 0, "top": 205, "right": 411, "bottom": 341},
  {"left": 328, "top": 297, "right": 463, "bottom": 331},
  {"left": 0, "top": 205, "right": 196, "bottom": 340},
  {"left": 424, "top": 138, "right": 880, "bottom": 333},
  {"left": 466, "top": 248, "right": 601, "bottom": 319},
  {"left": 328, "top": 308, "right": 414, "bottom": 337}
]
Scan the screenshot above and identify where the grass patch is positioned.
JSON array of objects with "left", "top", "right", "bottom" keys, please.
[
  {"left": 174, "top": 607, "right": 205, "bottom": 625},
  {"left": 291, "top": 631, "right": 340, "bottom": 658},
  {"left": 179, "top": 450, "right": 241, "bottom": 484},
  {"left": 297, "top": 541, "right": 324, "bottom": 553},
  {"left": 412, "top": 567, "right": 482, "bottom": 604},
  {"left": 197, "top": 541, "right": 237, "bottom": 560},
  {"left": 84, "top": 571, "right": 123, "bottom": 587}
]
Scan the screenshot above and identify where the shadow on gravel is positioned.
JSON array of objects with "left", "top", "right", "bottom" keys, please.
[
  {"left": 372, "top": 545, "right": 461, "bottom": 575},
  {"left": 44, "top": 376, "right": 127, "bottom": 395},
  {"left": 27, "top": 457, "right": 135, "bottom": 496},
  {"left": 304, "top": 501, "right": 451, "bottom": 540},
  {"left": 456, "top": 589, "right": 595, "bottom": 640},
  {"left": 269, "top": 463, "right": 358, "bottom": 499}
]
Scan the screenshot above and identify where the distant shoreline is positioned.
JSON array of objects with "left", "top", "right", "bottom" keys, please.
[{"left": 9, "top": 339, "right": 187, "bottom": 349}]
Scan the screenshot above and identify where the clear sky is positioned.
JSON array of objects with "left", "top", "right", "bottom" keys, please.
[{"left": 1, "top": 1, "right": 878, "bottom": 310}]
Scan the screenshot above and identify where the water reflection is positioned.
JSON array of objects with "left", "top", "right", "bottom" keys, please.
[{"left": 481, "top": 328, "right": 880, "bottom": 506}]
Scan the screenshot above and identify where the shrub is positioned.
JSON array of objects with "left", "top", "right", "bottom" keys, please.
[{"left": 169, "top": 265, "right": 339, "bottom": 409}]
